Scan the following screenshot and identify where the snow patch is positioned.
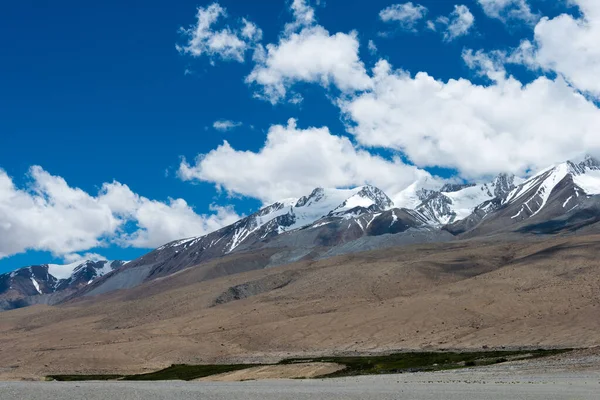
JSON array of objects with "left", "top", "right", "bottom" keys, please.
[
  {"left": 443, "top": 185, "right": 495, "bottom": 222},
  {"left": 511, "top": 206, "right": 525, "bottom": 219},
  {"left": 390, "top": 211, "right": 398, "bottom": 227},
  {"left": 47, "top": 261, "right": 85, "bottom": 280},
  {"left": 573, "top": 169, "right": 600, "bottom": 195},
  {"left": 95, "top": 261, "right": 118, "bottom": 277},
  {"left": 30, "top": 277, "right": 41, "bottom": 294}
]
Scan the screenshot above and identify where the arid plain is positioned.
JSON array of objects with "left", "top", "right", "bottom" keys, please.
[{"left": 1, "top": 234, "right": 600, "bottom": 380}]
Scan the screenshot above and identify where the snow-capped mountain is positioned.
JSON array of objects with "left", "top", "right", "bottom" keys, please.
[
  {"left": 158, "top": 185, "right": 395, "bottom": 256},
  {"left": 403, "top": 174, "right": 520, "bottom": 226},
  {"left": 73, "top": 185, "right": 429, "bottom": 296},
  {"left": 448, "top": 156, "right": 600, "bottom": 235},
  {"left": 6, "top": 157, "right": 600, "bottom": 312},
  {"left": 503, "top": 157, "right": 600, "bottom": 219},
  {"left": 0, "top": 260, "right": 126, "bottom": 311},
  {"left": 393, "top": 178, "right": 438, "bottom": 209}
]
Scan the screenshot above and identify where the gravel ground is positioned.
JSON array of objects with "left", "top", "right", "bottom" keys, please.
[{"left": 2, "top": 370, "right": 600, "bottom": 400}]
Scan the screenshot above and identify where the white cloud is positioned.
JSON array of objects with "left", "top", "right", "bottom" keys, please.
[
  {"left": 178, "top": 118, "right": 433, "bottom": 203},
  {"left": 0, "top": 167, "right": 119, "bottom": 260},
  {"left": 127, "top": 202, "right": 240, "bottom": 249},
  {"left": 62, "top": 252, "right": 107, "bottom": 264},
  {"left": 247, "top": 26, "right": 372, "bottom": 103},
  {"left": 100, "top": 181, "right": 241, "bottom": 248},
  {"left": 462, "top": 48, "right": 508, "bottom": 82},
  {"left": 285, "top": 0, "right": 316, "bottom": 34},
  {"left": 177, "top": 3, "right": 261, "bottom": 63},
  {"left": 436, "top": 5, "right": 475, "bottom": 42},
  {"left": 240, "top": 18, "right": 263, "bottom": 42},
  {"left": 379, "top": 2, "right": 429, "bottom": 31},
  {"left": 176, "top": 0, "right": 600, "bottom": 194},
  {"left": 340, "top": 59, "right": 600, "bottom": 178},
  {"left": 477, "top": 0, "right": 538, "bottom": 24},
  {"left": 367, "top": 40, "right": 378, "bottom": 55},
  {"left": 243, "top": 0, "right": 371, "bottom": 103},
  {"left": 213, "top": 120, "right": 243, "bottom": 131},
  {"left": 508, "top": 0, "right": 600, "bottom": 99},
  {"left": 0, "top": 167, "right": 241, "bottom": 260}
]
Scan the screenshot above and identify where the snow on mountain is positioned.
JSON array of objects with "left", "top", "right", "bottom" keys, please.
[
  {"left": 0, "top": 260, "right": 125, "bottom": 299},
  {"left": 231, "top": 185, "right": 394, "bottom": 248},
  {"left": 160, "top": 185, "right": 396, "bottom": 255},
  {"left": 330, "top": 186, "right": 394, "bottom": 215},
  {"left": 7, "top": 158, "right": 600, "bottom": 312},
  {"left": 47, "top": 260, "right": 90, "bottom": 280},
  {"left": 393, "top": 179, "right": 437, "bottom": 209},
  {"left": 79, "top": 185, "right": 404, "bottom": 292},
  {"left": 409, "top": 174, "right": 520, "bottom": 225},
  {"left": 573, "top": 170, "right": 600, "bottom": 195},
  {"left": 502, "top": 156, "right": 600, "bottom": 220},
  {"left": 292, "top": 187, "right": 363, "bottom": 228}
]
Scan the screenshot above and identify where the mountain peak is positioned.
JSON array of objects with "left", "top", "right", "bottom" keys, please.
[
  {"left": 295, "top": 187, "right": 325, "bottom": 208},
  {"left": 393, "top": 180, "right": 437, "bottom": 209},
  {"left": 329, "top": 186, "right": 393, "bottom": 216},
  {"left": 501, "top": 155, "right": 600, "bottom": 222},
  {"left": 0, "top": 259, "right": 125, "bottom": 308},
  {"left": 565, "top": 155, "right": 600, "bottom": 175},
  {"left": 491, "top": 173, "right": 518, "bottom": 198},
  {"left": 353, "top": 185, "right": 394, "bottom": 210},
  {"left": 440, "top": 183, "right": 476, "bottom": 193}
]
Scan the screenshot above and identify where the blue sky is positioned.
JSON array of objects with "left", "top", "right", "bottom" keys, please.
[{"left": 0, "top": 0, "right": 597, "bottom": 273}]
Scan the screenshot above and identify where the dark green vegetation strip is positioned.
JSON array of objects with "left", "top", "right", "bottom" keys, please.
[
  {"left": 281, "top": 349, "right": 572, "bottom": 378},
  {"left": 47, "top": 348, "right": 572, "bottom": 381},
  {"left": 124, "top": 364, "right": 253, "bottom": 381},
  {"left": 46, "top": 374, "right": 124, "bottom": 382},
  {"left": 48, "top": 364, "right": 255, "bottom": 382}
]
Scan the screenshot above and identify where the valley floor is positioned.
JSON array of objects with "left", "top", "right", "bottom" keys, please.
[{"left": 2, "top": 367, "right": 599, "bottom": 400}]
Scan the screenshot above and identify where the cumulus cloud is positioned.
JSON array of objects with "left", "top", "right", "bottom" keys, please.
[
  {"left": 435, "top": 5, "right": 475, "bottom": 42},
  {"left": 0, "top": 167, "right": 241, "bottom": 260},
  {"left": 243, "top": 0, "right": 371, "bottom": 103},
  {"left": 213, "top": 120, "right": 243, "bottom": 131},
  {"left": 178, "top": 118, "right": 433, "bottom": 203},
  {"left": 285, "top": 0, "right": 316, "bottom": 34},
  {"left": 247, "top": 26, "right": 372, "bottom": 103},
  {"left": 0, "top": 167, "right": 120, "bottom": 260},
  {"left": 477, "top": 0, "right": 538, "bottom": 24},
  {"left": 100, "top": 182, "right": 241, "bottom": 248},
  {"left": 379, "top": 3, "right": 429, "bottom": 31},
  {"left": 240, "top": 18, "right": 263, "bottom": 42},
  {"left": 367, "top": 40, "right": 378, "bottom": 55},
  {"left": 508, "top": 0, "right": 600, "bottom": 99},
  {"left": 462, "top": 48, "right": 508, "bottom": 82},
  {"left": 340, "top": 59, "right": 600, "bottom": 178},
  {"left": 176, "top": 0, "right": 600, "bottom": 198},
  {"left": 177, "top": 3, "right": 261, "bottom": 63}
]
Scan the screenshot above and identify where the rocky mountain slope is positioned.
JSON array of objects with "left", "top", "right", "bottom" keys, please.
[
  {"left": 448, "top": 156, "right": 600, "bottom": 235},
  {"left": 0, "top": 260, "right": 125, "bottom": 311},
  {"left": 402, "top": 174, "right": 521, "bottom": 226},
  {"left": 3, "top": 157, "right": 600, "bottom": 311},
  {"left": 72, "top": 186, "right": 441, "bottom": 299}
]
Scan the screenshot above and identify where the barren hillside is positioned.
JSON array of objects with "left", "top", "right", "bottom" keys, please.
[{"left": 1, "top": 234, "right": 600, "bottom": 380}]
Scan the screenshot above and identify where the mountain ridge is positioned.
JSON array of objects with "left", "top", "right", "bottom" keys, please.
[
  {"left": 0, "top": 260, "right": 126, "bottom": 311},
  {"left": 3, "top": 156, "right": 600, "bottom": 311}
]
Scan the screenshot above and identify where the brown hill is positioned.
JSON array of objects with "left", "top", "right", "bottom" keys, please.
[{"left": 1, "top": 234, "right": 600, "bottom": 380}]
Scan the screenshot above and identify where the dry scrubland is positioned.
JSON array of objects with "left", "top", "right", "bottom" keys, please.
[{"left": 1, "top": 234, "right": 600, "bottom": 380}]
